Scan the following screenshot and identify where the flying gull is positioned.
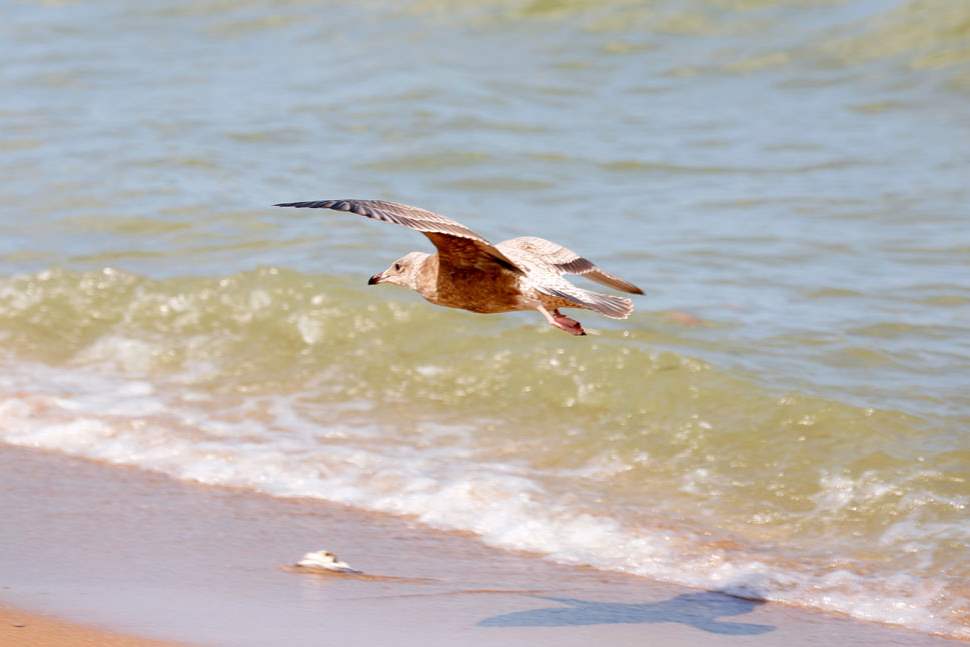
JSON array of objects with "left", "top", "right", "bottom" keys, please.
[{"left": 274, "top": 199, "right": 643, "bottom": 336}]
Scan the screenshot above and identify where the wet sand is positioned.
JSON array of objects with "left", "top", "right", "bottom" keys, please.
[
  {"left": 0, "top": 443, "right": 961, "bottom": 647},
  {"left": 0, "top": 605, "right": 175, "bottom": 646}
]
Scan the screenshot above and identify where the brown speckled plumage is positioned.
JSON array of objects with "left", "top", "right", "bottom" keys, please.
[{"left": 274, "top": 199, "right": 643, "bottom": 336}]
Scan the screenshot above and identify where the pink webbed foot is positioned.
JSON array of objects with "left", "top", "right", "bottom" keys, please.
[{"left": 552, "top": 310, "right": 586, "bottom": 336}]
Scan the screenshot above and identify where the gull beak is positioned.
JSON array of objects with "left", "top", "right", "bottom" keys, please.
[{"left": 367, "top": 273, "right": 383, "bottom": 285}]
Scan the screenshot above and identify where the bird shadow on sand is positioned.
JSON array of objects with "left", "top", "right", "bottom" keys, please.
[{"left": 478, "top": 591, "right": 776, "bottom": 635}]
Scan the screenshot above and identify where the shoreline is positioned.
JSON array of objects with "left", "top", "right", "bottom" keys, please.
[{"left": 1, "top": 442, "right": 962, "bottom": 646}]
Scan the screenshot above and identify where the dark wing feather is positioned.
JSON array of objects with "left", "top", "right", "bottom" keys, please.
[
  {"left": 499, "top": 236, "right": 643, "bottom": 294},
  {"left": 275, "top": 199, "right": 522, "bottom": 273}
]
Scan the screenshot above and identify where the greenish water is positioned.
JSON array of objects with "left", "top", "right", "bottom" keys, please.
[{"left": 1, "top": 0, "right": 969, "bottom": 639}]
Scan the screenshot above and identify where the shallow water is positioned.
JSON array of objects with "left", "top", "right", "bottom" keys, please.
[{"left": 2, "top": 0, "right": 969, "bottom": 640}]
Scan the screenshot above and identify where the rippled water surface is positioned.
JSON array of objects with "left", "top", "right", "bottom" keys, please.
[{"left": 2, "top": 0, "right": 969, "bottom": 640}]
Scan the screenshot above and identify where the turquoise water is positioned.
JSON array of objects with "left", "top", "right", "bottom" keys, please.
[{"left": 1, "top": 0, "right": 969, "bottom": 638}]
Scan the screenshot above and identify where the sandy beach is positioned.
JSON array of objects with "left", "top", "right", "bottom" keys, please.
[{"left": 0, "top": 443, "right": 960, "bottom": 647}]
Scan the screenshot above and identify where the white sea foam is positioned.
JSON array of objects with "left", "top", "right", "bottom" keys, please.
[{"left": 0, "top": 360, "right": 967, "bottom": 640}]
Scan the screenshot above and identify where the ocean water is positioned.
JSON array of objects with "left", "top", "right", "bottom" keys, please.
[{"left": 2, "top": 0, "right": 969, "bottom": 639}]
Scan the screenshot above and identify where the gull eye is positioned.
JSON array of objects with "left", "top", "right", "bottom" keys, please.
[{"left": 394, "top": 263, "right": 402, "bottom": 272}]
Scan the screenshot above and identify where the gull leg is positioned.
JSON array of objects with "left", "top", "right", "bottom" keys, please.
[{"left": 536, "top": 305, "right": 586, "bottom": 336}]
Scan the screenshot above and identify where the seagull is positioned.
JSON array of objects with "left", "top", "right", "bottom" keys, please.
[{"left": 274, "top": 199, "right": 643, "bottom": 336}]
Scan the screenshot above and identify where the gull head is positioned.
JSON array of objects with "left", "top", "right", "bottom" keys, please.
[{"left": 368, "top": 251, "right": 429, "bottom": 290}]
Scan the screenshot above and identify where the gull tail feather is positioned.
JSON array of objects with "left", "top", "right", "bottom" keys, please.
[{"left": 542, "top": 286, "right": 634, "bottom": 320}]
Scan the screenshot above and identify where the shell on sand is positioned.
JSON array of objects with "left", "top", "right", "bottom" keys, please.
[{"left": 295, "top": 550, "right": 361, "bottom": 574}]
